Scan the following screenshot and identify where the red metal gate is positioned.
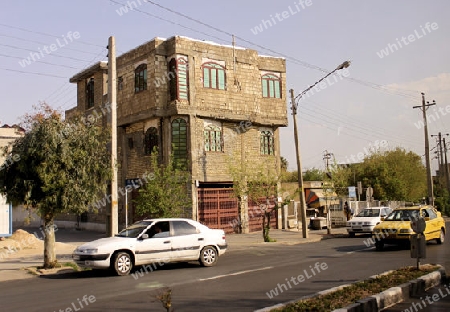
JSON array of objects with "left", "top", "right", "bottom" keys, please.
[{"left": 198, "top": 188, "right": 238, "bottom": 234}]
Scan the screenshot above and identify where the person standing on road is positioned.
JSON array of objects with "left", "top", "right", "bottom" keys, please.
[{"left": 344, "top": 201, "right": 351, "bottom": 221}]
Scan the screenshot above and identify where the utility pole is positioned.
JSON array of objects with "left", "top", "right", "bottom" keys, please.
[
  {"left": 323, "top": 150, "right": 333, "bottom": 172},
  {"left": 290, "top": 89, "right": 308, "bottom": 238},
  {"left": 108, "top": 36, "right": 118, "bottom": 236},
  {"left": 443, "top": 137, "right": 450, "bottom": 193},
  {"left": 413, "top": 93, "right": 435, "bottom": 206},
  {"left": 431, "top": 133, "right": 442, "bottom": 176}
]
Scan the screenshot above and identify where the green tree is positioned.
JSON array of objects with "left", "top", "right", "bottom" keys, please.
[
  {"left": 134, "top": 151, "right": 191, "bottom": 218},
  {"left": 228, "top": 153, "right": 289, "bottom": 241},
  {"left": 280, "top": 156, "right": 288, "bottom": 172},
  {"left": 303, "top": 167, "right": 325, "bottom": 181},
  {"left": 353, "top": 148, "right": 426, "bottom": 201},
  {"left": 0, "top": 103, "right": 111, "bottom": 268}
]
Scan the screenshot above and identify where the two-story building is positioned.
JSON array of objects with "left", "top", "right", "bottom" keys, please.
[{"left": 66, "top": 36, "right": 288, "bottom": 233}]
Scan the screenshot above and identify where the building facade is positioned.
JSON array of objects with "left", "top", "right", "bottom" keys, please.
[{"left": 67, "top": 36, "right": 288, "bottom": 233}]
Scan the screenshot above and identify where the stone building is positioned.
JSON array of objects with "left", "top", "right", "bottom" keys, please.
[{"left": 67, "top": 36, "right": 288, "bottom": 233}]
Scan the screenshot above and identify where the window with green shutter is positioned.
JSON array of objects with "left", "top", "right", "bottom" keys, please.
[
  {"left": 202, "top": 62, "right": 226, "bottom": 90},
  {"left": 261, "top": 73, "right": 281, "bottom": 98}
]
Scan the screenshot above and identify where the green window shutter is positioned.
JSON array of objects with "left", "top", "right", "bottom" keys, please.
[
  {"left": 215, "top": 130, "right": 222, "bottom": 151},
  {"left": 218, "top": 69, "right": 225, "bottom": 90},
  {"left": 211, "top": 69, "right": 217, "bottom": 89},
  {"left": 269, "top": 80, "right": 275, "bottom": 98},
  {"left": 262, "top": 79, "right": 268, "bottom": 97},
  {"left": 274, "top": 80, "right": 280, "bottom": 98},
  {"left": 204, "top": 130, "right": 210, "bottom": 151},
  {"left": 203, "top": 68, "right": 210, "bottom": 88}
]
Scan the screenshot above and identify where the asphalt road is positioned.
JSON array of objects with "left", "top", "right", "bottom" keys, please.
[{"left": 1, "top": 231, "right": 449, "bottom": 311}]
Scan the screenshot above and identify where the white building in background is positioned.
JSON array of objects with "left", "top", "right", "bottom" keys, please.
[{"left": 0, "top": 125, "right": 40, "bottom": 228}]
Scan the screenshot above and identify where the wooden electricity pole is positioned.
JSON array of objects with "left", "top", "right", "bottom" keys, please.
[
  {"left": 108, "top": 36, "right": 118, "bottom": 236},
  {"left": 413, "top": 93, "right": 435, "bottom": 206}
]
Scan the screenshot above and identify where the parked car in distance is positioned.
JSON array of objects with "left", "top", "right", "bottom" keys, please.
[
  {"left": 347, "top": 207, "right": 393, "bottom": 237},
  {"left": 372, "top": 205, "right": 445, "bottom": 251},
  {"left": 72, "top": 218, "right": 227, "bottom": 276}
]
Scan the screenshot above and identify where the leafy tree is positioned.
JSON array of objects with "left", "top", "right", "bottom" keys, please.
[
  {"left": 353, "top": 148, "right": 426, "bottom": 201},
  {"left": 228, "top": 152, "right": 289, "bottom": 241},
  {"left": 0, "top": 103, "right": 111, "bottom": 268},
  {"left": 303, "top": 167, "right": 325, "bottom": 181},
  {"left": 280, "top": 156, "right": 288, "bottom": 172},
  {"left": 134, "top": 151, "right": 191, "bottom": 218}
]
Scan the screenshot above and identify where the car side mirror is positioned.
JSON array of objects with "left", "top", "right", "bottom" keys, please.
[
  {"left": 380, "top": 214, "right": 386, "bottom": 218},
  {"left": 425, "top": 217, "right": 430, "bottom": 221},
  {"left": 140, "top": 234, "right": 149, "bottom": 240},
  {"left": 380, "top": 217, "right": 385, "bottom": 221}
]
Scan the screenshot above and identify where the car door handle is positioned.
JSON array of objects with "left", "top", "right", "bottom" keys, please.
[
  {"left": 198, "top": 238, "right": 204, "bottom": 241},
  {"left": 164, "top": 241, "right": 170, "bottom": 244}
]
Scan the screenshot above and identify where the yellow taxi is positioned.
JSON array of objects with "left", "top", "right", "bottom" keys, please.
[{"left": 372, "top": 205, "right": 445, "bottom": 251}]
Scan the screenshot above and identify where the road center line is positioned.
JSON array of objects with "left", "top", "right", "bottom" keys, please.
[{"left": 198, "top": 266, "right": 274, "bottom": 281}]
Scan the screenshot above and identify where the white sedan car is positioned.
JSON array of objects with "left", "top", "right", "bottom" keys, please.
[
  {"left": 346, "top": 207, "right": 392, "bottom": 237},
  {"left": 72, "top": 218, "right": 227, "bottom": 276}
]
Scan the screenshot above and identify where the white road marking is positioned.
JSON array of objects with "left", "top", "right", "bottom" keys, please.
[{"left": 198, "top": 266, "right": 274, "bottom": 281}]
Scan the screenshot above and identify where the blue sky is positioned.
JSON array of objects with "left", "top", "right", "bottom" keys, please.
[{"left": 1, "top": 1, "right": 449, "bottom": 172}]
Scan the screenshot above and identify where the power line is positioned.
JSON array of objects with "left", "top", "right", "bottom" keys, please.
[
  {"left": 0, "top": 23, "right": 105, "bottom": 49},
  {"left": 0, "top": 33, "right": 100, "bottom": 56},
  {"left": 142, "top": 0, "right": 420, "bottom": 100},
  {"left": 0, "top": 67, "right": 67, "bottom": 79},
  {"left": 0, "top": 43, "right": 89, "bottom": 63},
  {"left": 0, "top": 53, "right": 78, "bottom": 69}
]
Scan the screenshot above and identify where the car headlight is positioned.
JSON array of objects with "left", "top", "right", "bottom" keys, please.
[
  {"left": 76, "top": 248, "right": 98, "bottom": 254},
  {"left": 399, "top": 229, "right": 413, "bottom": 234}
]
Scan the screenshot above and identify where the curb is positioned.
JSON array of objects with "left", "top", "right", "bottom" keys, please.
[{"left": 254, "top": 266, "right": 446, "bottom": 312}]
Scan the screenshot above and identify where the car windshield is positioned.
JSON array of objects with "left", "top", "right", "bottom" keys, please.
[
  {"left": 355, "top": 209, "right": 380, "bottom": 217},
  {"left": 385, "top": 209, "right": 420, "bottom": 221},
  {"left": 116, "top": 221, "right": 152, "bottom": 238}
]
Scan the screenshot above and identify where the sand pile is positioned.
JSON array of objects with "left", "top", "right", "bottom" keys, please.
[
  {"left": 1, "top": 229, "right": 44, "bottom": 253},
  {"left": 0, "top": 229, "right": 76, "bottom": 260}
]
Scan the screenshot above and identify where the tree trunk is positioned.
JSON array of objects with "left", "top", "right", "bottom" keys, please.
[
  {"left": 263, "top": 210, "right": 272, "bottom": 242},
  {"left": 43, "top": 217, "right": 57, "bottom": 268}
]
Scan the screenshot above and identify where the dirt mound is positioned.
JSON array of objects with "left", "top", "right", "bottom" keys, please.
[
  {"left": 0, "top": 229, "right": 44, "bottom": 259},
  {"left": 10, "top": 229, "right": 43, "bottom": 246}
]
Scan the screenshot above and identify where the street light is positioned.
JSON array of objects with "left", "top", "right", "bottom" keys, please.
[{"left": 290, "top": 61, "right": 351, "bottom": 238}]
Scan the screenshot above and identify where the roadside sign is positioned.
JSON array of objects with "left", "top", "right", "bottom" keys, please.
[{"left": 348, "top": 186, "right": 356, "bottom": 198}]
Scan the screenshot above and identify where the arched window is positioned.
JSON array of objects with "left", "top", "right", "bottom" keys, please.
[
  {"left": 135, "top": 64, "right": 147, "bottom": 93},
  {"left": 86, "top": 78, "right": 94, "bottom": 109},
  {"left": 144, "top": 127, "right": 158, "bottom": 155},
  {"left": 172, "top": 118, "right": 188, "bottom": 168},
  {"left": 202, "top": 62, "right": 226, "bottom": 90},
  {"left": 169, "top": 56, "right": 189, "bottom": 101},
  {"left": 261, "top": 73, "right": 281, "bottom": 98},
  {"left": 260, "top": 130, "right": 274, "bottom": 155},
  {"left": 204, "top": 126, "right": 222, "bottom": 152}
]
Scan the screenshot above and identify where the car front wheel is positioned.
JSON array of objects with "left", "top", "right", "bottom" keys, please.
[
  {"left": 437, "top": 229, "right": 445, "bottom": 244},
  {"left": 113, "top": 252, "right": 133, "bottom": 276},
  {"left": 199, "top": 246, "right": 218, "bottom": 267}
]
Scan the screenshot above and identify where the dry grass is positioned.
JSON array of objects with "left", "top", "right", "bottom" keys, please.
[{"left": 275, "top": 264, "right": 439, "bottom": 312}]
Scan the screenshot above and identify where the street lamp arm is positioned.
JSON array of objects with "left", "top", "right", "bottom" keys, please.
[{"left": 292, "top": 61, "right": 351, "bottom": 110}]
